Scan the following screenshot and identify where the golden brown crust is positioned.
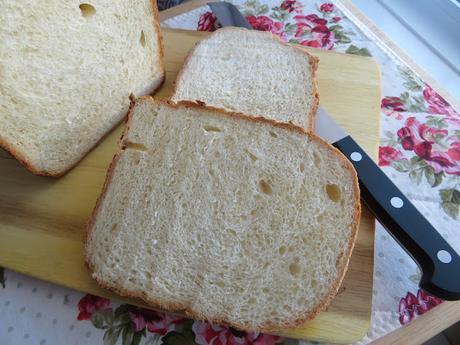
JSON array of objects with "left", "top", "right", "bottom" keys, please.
[
  {"left": 151, "top": 0, "right": 165, "bottom": 83},
  {"left": 0, "top": 136, "right": 45, "bottom": 176},
  {"left": 0, "top": 0, "right": 165, "bottom": 177},
  {"left": 307, "top": 55, "right": 320, "bottom": 132},
  {"left": 171, "top": 27, "right": 320, "bottom": 132},
  {"left": 85, "top": 97, "right": 361, "bottom": 332}
]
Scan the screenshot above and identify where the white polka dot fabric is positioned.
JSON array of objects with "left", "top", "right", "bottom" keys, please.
[{"left": 0, "top": 270, "right": 97, "bottom": 345}]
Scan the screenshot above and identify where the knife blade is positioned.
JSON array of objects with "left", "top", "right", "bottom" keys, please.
[
  {"left": 207, "top": 2, "right": 252, "bottom": 29},
  {"left": 209, "top": 2, "right": 460, "bottom": 300}
]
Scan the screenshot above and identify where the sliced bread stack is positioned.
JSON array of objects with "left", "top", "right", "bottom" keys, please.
[
  {"left": 86, "top": 98, "right": 360, "bottom": 332},
  {"left": 171, "top": 28, "right": 320, "bottom": 131},
  {"left": 0, "top": 0, "right": 164, "bottom": 176}
]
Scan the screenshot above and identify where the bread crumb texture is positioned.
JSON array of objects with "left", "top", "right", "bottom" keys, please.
[
  {"left": 0, "top": 0, "right": 163, "bottom": 175},
  {"left": 86, "top": 99, "right": 360, "bottom": 332},
  {"left": 172, "top": 28, "right": 318, "bottom": 130}
]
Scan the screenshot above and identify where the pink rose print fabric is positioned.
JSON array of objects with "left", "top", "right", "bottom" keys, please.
[
  {"left": 76, "top": 294, "right": 284, "bottom": 345},
  {"left": 77, "top": 294, "right": 111, "bottom": 321},
  {"left": 378, "top": 66, "right": 460, "bottom": 219},
  {"left": 246, "top": 15, "right": 286, "bottom": 40},
  {"left": 128, "top": 307, "right": 185, "bottom": 334},
  {"left": 197, "top": 11, "right": 221, "bottom": 32},
  {"left": 193, "top": 322, "right": 284, "bottom": 345},
  {"left": 399, "top": 289, "right": 443, "bottom": 325},
  {"left": 197, "top": 1, "right": 358, "bottom": 52}
]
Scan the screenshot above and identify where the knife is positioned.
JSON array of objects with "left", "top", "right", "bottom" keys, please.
[
  {"left": 207, "top": 2, "right": 252, "bottom": 29},
  {"left": 209, "top": 1, "right": 460, "bottom": 300}
]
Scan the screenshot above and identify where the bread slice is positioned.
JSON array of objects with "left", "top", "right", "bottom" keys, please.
[
  {"left": 85, "top": 98, "right": 360, "bottom": 332},
  {"left": 0, "top": 0, "right": 164, "bottom": 176},
  {"left": 171, "top": 28, "right": 319, "bottom": 131}
]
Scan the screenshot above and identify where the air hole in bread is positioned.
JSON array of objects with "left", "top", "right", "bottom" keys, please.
[
  {"left": 326, "top": 184, "right": 341, "bottom": 202},
  {"left": 140, "top": 30, "right": 146, "bottom": 47},
  {"left": 283, "top": 304, "right": 292, "bottom": 312},
  {"left": 313, "top": 152, "right": 321, "bottom": 168},
  {"left": 228, "top": 229, "right": 237, "bottom": 236},
  {"left": 110, "top": 224, "right": 118, "bottom": 233},
  {"left": 311, "top": 279, "right": 318, "bottom": 288},
  {"left": 278, "top": 246, "right": 286, "bottom": 255},
  {"left": 214, "top": 281, "right": 225, "bottom": 288},
  {"left": 246, "top": 150, "right": 258, "bottom": 162},
  {"left": 288, "top": 246, "right": 295, "bottom": 253},
  {"left": 79, "top": 3, "right": 96, "bottom": 17},
  {"left": 125, "top": 142, "right": 147, "bottom": 151},
  {"left": 258, "top": 179, "right": 273, "bottom": 195},
  {"left": 269, "top": 131, "right": 278, "bottom": 138},
  {"left": 262, "top": 287, "right": 270, "bottom": 294},
  {"left": 204, "top": 125, "right": 222, "bottom": 132},
  {"left": 250, "top": 209, "right": 258, "bottom": 217},
  {"left": 299, "top": 162, "right": 305, "bottom": 172},
  {"left": 289, "top": 262, "right": 301, "bottom": 275},
  {"left": 248, "top": 298, "right": 256, "bottom": 305}
]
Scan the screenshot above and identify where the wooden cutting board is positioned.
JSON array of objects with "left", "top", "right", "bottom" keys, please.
[{"left": 0, "top": 29, "right": 380, "bottom": 344}]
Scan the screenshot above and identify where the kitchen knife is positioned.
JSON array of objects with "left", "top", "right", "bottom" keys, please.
[
  {"left": 207, "top": 2, "right": 252, "bottom": 29},
  {"left": 209, "top": 2, "right": 460, "bottom": 300}
]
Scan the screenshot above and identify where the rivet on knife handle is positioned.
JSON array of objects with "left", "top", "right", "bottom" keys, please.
[{"left": 334, "top": 135, "right": 460, "bottom": 301}]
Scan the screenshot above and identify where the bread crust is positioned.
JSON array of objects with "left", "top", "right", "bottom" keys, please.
[
  {"left": 171, "top": 27, "right": 320, "bottom": 133},
  {"left": 151, "top": 0, "right": 165, "bottom": 82},
  {"left": 0, "top": 0, "right": 165, "bottom": 177},
  {"left": 85, "top": 97, "right": 360, "bottom": 333}
]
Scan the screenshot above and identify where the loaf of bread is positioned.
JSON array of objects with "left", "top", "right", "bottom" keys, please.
[
  {"left": 171, "top": 28, "right": 319, "bottom": 131},
  {"left": 85, "top": 98, "right": 360, "bottom": 332},
  {"left": 0, "top": 0, "right": 164, "bottom": 176}
]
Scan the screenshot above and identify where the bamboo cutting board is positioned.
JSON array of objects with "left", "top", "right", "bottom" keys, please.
[{"left": 0, "top": 29, "right": 380, "bottom": 344}]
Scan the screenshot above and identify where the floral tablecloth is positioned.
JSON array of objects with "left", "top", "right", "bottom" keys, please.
[{"left": 1, "top": 1, "right": 459, "bottom": 344}]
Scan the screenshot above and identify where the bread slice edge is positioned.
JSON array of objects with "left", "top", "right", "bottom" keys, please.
[
  {"left": 171, "top": 27, "right": 320, "bottom": 132},
  {"left": 0, "top": 0, "right": 165, "bottom": 177},
  {"left": 84, "top": 97, "right": 360, "bottom": 332}
]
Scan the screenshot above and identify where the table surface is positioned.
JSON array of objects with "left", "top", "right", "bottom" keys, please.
[{"left": 2, "top": 1, "right": 460, "bottom": 345}]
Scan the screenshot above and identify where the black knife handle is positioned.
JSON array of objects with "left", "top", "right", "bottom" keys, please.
[{"left": 334, "top": 135, "right": 460, "bottom": 300}]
